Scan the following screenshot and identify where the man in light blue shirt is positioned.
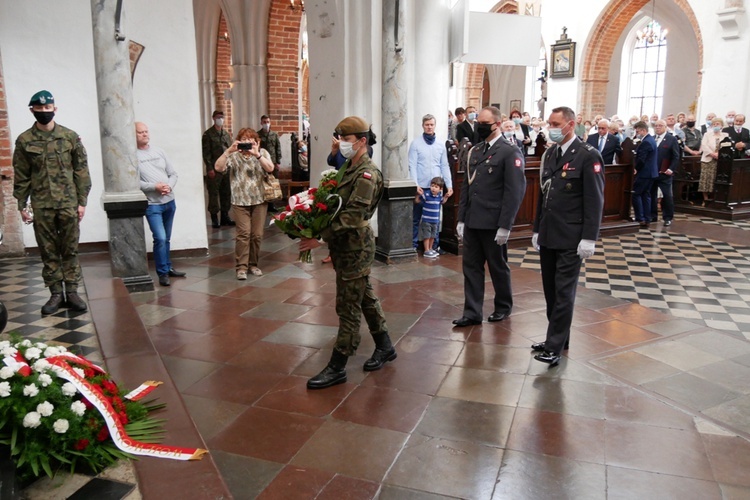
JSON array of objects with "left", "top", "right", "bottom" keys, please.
[{"left": 408, "top": 114, "right": 453, "bottom": 251}]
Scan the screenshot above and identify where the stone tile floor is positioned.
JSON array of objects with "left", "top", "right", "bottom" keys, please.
[{"left": 4, "top": 212, "right": 750, "bottom": 498}]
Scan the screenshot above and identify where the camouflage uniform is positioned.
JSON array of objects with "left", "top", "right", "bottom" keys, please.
[
  {"left": 202, "top": 125, "right": 232, "bottom": 214},
  {"left": 321, "top": 154, "right": 387, "bottom": 356},
  {"left": 13, "top": 124, "right": 91, "bottom": 293},
  {"left": 258, "top": 128, "right": 281, "bottom": 166}
]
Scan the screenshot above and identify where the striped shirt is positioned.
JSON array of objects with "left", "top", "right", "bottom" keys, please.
[{"left": 421, "top": 190, "right": 443, "bottom": 224}]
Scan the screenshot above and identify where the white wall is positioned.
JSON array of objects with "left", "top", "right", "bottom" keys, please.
[{"left": 0, "top": 0, "right": 208, "bottom": 252}]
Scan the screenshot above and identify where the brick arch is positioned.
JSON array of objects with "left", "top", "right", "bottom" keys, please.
[
  {"left": 215, "top": 11, "right": 234, "bottom": 135},
  {"left": 463, "top": 1, "right": 518, "bottom": 107},
  {"left": 0, "top": 51, "right": 23, "bottom": 256},
  {"left": 579, "top": 0, "right": 703, "bottom": 117},
  {"left": 266, "top": 0, "right": 304, "bottom": 134}
]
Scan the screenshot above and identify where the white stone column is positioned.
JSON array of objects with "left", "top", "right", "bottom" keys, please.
[{"left": 90, "top": 0, "right": 153, "bottom": 290}]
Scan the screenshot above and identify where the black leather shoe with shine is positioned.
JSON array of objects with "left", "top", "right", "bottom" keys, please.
[
  {"left": 158, "top": 274, "right": 170, "bottom": 286},
  {"left": 307, "top": 366, "right": 347, "bottom": 389},
  {"left": 534, "top": 350, "right": 561, "bottom": 366},
  {"left": 531, "top": 341, "right": 569, "bottom": 352},
  {"left": 168, "top": 268, "right": 187, "bottom": 277},
  {"left": 452, "top": 317, "right": 481, "bottom": 327},
  {"left": 487, "top": 312, "right": 509, "bottom": 322}
]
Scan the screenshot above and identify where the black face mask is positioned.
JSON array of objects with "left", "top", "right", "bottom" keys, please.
[
  {"left": 686, "top": 121, "right": 696, "bottom": 128},
  {"left": 33, "top": 111, "right": 55, "bottom": 125},
  {"left": 476, "top": 123, "right": 494, "bottom": 141}
]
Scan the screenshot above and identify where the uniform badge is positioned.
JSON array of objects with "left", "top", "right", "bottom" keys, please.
[
  {"left": 515, "top": 158, "right": 522, "bottom": 168},
  {"left": 563, "top": 163, "right": 570, "bottom": 170},
  {"left": 488, "top": 167, "right": 493, "bottom": 174},
  {"left": 593, "top": 163, "right": 602, "bottom": 173},
  {"left": 561, "top": 172, "right": 567, "bottom": 178},
  {"left": 363, "top": 172, "right": 372, "bottom": 179},
  {"left": 565, "top": 183, "right": 573, "bottom": 191}
]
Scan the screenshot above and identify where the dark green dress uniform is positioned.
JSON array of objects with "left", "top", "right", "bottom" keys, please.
[
  {"left": 258, "top": 129, "right": 281, "bottom": 166},
  {"left": 320, "top": 154, "right": 387, "bottom": 356},
  {"left": 13, "top": 123, "right": 91, "bottom": 293},
  {"left": 202, "top": 125, "right": 232, "bottom": 215},
  {"left": 533, "top": 138, "right": 605, "bottom": 355}
]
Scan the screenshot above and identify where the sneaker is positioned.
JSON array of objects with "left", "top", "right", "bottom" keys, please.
[
  {"left": 424, "top": 250, "right": 438, "bottom": 258},
  {"left": 250, "top": 267, "right": 263, "bottom": 276},
  {"left": 237, "top": 270, "right": 247, "bottom": 280}
]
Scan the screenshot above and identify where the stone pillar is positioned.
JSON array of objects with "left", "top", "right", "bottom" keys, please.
[
  {"left": 90, "top": 0, "right": 153, "bottom": 291},
  {"left": 377, "top": 0, "right": 417, "bottom": 264}
]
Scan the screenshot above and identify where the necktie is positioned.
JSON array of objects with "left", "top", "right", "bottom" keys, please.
[
  {"left": 656, "top": 135, "right": 662, "bottom": 147},
  {"left": 484, "top": 142, "right": 490, "bottom": 153},
  {"left": 599, "top": 136, "right": 605, "bottom": 152},
  {"left": 556, "top": 147, "right": 562, "bottom": 161}
]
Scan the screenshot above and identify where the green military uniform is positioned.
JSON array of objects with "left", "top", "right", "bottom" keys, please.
[
  {"left": 202, "top": 125, "right": 232, "bottom": 214},
  {"left": 13, "top": 123, "right": 91, "bottom": 293},
  {"left": 258, "top": 128, "right": 281, "bottom": 166},
  {"left": 321, "top": 153, "right": 387, "bottom": 356}
]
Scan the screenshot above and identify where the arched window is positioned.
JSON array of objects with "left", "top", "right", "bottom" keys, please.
[{"left": 628, "top": 19, "right": 667, "bottom": 118}]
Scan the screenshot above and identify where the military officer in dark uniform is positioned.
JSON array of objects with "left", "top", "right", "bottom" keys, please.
[
  {"left": 531, "top": 106, "right": 605, "bottom": 366},
  {"left": 13, "top": 90, "right": 92, "bottom": 315},
  {"left": 453, "top": 106, "right": 527, "bottom": 327},
  {"left": 299, "top": 116, "right": 394, "bottom": 389},
  {"left": 202, "top": 110, "right": 234, "bottom": 228}
]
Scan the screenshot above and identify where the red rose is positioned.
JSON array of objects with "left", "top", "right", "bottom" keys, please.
[
  {"left": 74, "top": 439, "right": 89, "bottom": 450},
  {"left": 315, "top": 203, "right": 328, "bottom": 211},
  {"left": 97, "top": 426, "right": 110, "bottom": 442},
  {"left": 118, "top": 412, "right": 129, "bottom": 425},
  {"left": 279, "top": 212, "right": 287, "bottom": 221},
  {"left": 84, "top": 368, "right": 96, "bottom": 379}
]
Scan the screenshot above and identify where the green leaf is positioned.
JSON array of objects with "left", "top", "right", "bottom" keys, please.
[
  {"left": 50, "top": 451, "right": 71, "bottom": 464},
  {"left": 10, "top": 425, "right": 17, "bottom": 450},
  {"left": 40, "top": 455, "right": 53, "bottom": 478}
]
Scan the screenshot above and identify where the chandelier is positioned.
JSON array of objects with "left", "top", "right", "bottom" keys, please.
[{"left": 636, "top": 1, "right": 668, "bottom": 45}]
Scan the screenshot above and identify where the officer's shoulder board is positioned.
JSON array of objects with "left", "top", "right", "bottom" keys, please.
[{"left": 581, "top": 143, "right": 596, "bottom": 152}]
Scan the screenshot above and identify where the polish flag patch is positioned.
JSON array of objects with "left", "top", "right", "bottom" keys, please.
[
  {"left": 363, "top": 172, "right": 372, "bottom": 179},
  {"left": 593, "top": 163, "right": 602, "bottom": 173},
  {"left": 515, "top": 158, "right": 522, "bottom": 168}
]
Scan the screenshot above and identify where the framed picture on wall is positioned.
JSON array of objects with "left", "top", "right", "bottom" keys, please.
[
  {"left": 550, "top": 28, "right": 575, "bottom": 78},
  {"left": 509, "top": 100, "right": 521, "bottom": 113}
]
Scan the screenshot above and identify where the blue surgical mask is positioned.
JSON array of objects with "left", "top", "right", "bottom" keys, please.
[
  {"left": 468, "top": 112, "right": 477, "bottom": 121},
  {"left": 548, "top": 128, "right": 564, "bottom": 143},
  {"left": 300, "top": 145, "right": 307, "bottom": 153},
  {"left": 503, "top": 130, "right": 515, "bottom": 139},
  {"left": 713, "top": 126, "right": 722, "bottom": 133},
  {"left": 513, "top": 118, "right": 521, "bottom": 125}
]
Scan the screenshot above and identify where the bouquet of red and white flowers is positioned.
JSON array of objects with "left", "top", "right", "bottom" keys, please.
[
  {"left": 0, "top": 337, "right": 205, "bottom": 480},
  {"left": 272, "top": 168, "right": 343, "bottom": 262}
]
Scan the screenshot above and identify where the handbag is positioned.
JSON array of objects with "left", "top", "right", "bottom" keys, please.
[{"left": 263, "top": 172, "right": 283, "bottom": 201}]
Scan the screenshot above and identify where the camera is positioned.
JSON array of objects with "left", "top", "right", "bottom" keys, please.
[{"left": 238, "top": 143, "right": 252, "bottom": 151}]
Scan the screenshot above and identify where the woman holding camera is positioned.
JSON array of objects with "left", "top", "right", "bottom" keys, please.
[{"left": 215, "top": 128, "right": 274, "bottom": 279}]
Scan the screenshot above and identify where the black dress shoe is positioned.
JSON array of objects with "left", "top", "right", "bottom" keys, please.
[
  {"left": 664, "top": 220, "right": 672, "bottom": 226},
  {"left": 168, "top": 268, "right": 186, "bottom": 277},
  {"left": 534, "top": 350, "right": 561, "bottom": 366},
  {"left": 487, "top": 312, "right": 509, "bottom": 322},
  {"left": 452, "top": 317, "right": 481, "bottom": 327},
  {"left": 307, "top": 365, "right": 347, "bottom": 389},
  {"left": 531, "top": 341, "right": 569, "bottom": 352},
  {"left": 158, "top": 274, "right": 170, "bottom": 286}
]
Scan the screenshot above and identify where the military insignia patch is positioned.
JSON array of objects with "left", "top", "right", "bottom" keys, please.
[
  {"left": 363, "top": 172, "right": 372, "bottom": 179},
  {"left": 593, "top": 163, "right": 602, "bottom": 173},
  {"left": 515, "top": 158, "right": 522, "bottom": 168}
]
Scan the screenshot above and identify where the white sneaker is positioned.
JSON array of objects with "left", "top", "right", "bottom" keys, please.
[
  {"left": 424, "top": 250, "right": 438, "bottom": 258},
  {"left": 237, "top": 270, "right": 247, "bottom": 280}
]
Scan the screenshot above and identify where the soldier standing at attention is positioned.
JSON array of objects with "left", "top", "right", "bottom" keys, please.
[
  {"left": 299, "top": 116, "right": 395, "bottom": 389},
  {"left": 531, "top": 106, "right": 605, "bottom": 366},
  {"left": 13, "top": 90, "right": 92, "bottom": 315},
  {"left": 202, "top": 110, "right": 234, "bottom": 228},
  {"left": 259, "top": 114, "right": 281, "bottom": 212}
]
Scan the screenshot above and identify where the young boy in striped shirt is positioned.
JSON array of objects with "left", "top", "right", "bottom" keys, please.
[{"left": 416, "top": 176, "right": 444, "bottom": 258}]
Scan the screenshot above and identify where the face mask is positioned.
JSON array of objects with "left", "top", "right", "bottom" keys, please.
[
  {"left": 503, "top": 130, "right": 515, "bottom": 139},
  {"left": 34, "top": 111, "right": 55, "bottom": 125},
  {"left": 339, "top": 140, "right": 356, "bottom": 159},
  {"left": 630, "top": 121, "right": 636, "bottom": 126},
  {"left": 468, "top": 112, "right": 477, "bottom": 121},
  {"left": 512, "top": 118, "right": 521, "bottom": 125},
  {"left": 300, "top": 145, "right": 307, "bottom": 153},
  {"left": 214, "top": 118, "right": 224, "bottom": 127},
  {"left": 476, "top": 123, "right": 494, "bottom": 141},
  {"left": 686, "top": 121, "right": 695, "bottom": 128},
  {"left": 726, "top": 117, "right": 735, "bottom": 125},
  {"left": 713, "top": 126, "right": 722, "bottom": 133},
  {"left": 262, "top": 123, "right": 270, "bottom": 131}
]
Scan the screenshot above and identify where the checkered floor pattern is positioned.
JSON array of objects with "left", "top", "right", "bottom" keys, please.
[
  {"left": 509, "top": 226, "right": 750, "bottom": 335},
  {"left": 673, "top": 212, "right": 750, "bottom": 231}
]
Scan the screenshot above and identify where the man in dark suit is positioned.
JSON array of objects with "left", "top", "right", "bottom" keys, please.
[
  {"left": 632, "top": 121, "right": 659, "bottom": 227},
  {"left": 456, "top": 106, "right": 478, "bottom": 146},
  {"left": 650, "top": 119, "right": 681, "bottom": 226},
  {"left": 531, "top": 106, "right": 605, "bottom": 366},
  {"left": 586, "top": 119, "right": 622, "bottom": 164},
  {"left": 723, "top": 113, "right": 749, "bottom": 158},
  {"left": 453, "top": 106, "right": 526, "bottom": 328}
]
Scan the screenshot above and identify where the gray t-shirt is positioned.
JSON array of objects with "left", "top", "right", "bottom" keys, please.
[{"left": 137, "top": 145, "right": 178, "bottom": 205}]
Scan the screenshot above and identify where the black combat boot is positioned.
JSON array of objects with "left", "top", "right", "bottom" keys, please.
[
  {"left": 41, "top": 293, "right": 64, "bottom": 315},
  {"left": 363, "top": 332, "right": 397, "bottom": 371},
  {"left": 307, "top": 350, "right": 348, "bottom": 389},
  {"left": 210, "top": 213, "right": 220, "bottom": 228},
  {"left": 65, "top": 292, "right": 88, "bottom": 312},
  {"left": 220, "top": 212, "right": 235, "bottom": 226}
]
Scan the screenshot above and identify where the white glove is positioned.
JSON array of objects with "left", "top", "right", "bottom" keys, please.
[
  {"left": 494, "top": 228, "right": 510, "bottom": 246},
  {"left": 531, "top": 232, "right": 539, "bottom": 251},
  {"left": 577, "top": 239, "right": 596, "bottom": 260},
  {"left": 456, "top": 222, "right": 465, "bottom": 240}
]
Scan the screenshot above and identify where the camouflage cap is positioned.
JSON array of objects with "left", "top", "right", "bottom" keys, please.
[
  {"left": 335, "top": 116, "right": 369, "bottom": 136},
  {"left": 212, "top": 110, "right": 224, "bottom": 118},
  {"left": 28, "top": 90, "right": 54, "bottom": 107}
]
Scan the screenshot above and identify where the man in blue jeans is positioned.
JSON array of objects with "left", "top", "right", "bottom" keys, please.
[{"left": 135, "top": 122, "right": 186, "bottom": 286}]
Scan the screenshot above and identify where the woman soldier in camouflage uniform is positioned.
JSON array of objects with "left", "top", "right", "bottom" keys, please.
[{"left": 300, "top": 116, "right": 396, "bottom": 389}]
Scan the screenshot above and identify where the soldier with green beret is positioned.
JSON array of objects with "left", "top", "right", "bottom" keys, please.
[
  {"left": 300, "top": 116, "right": 396, "bottom": 390},
  {"left": 202, "top": 110, "right": 233, "bottom": 228},
  {"left": 13, "top": 90, "right": 92, "bottom": 315}
]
